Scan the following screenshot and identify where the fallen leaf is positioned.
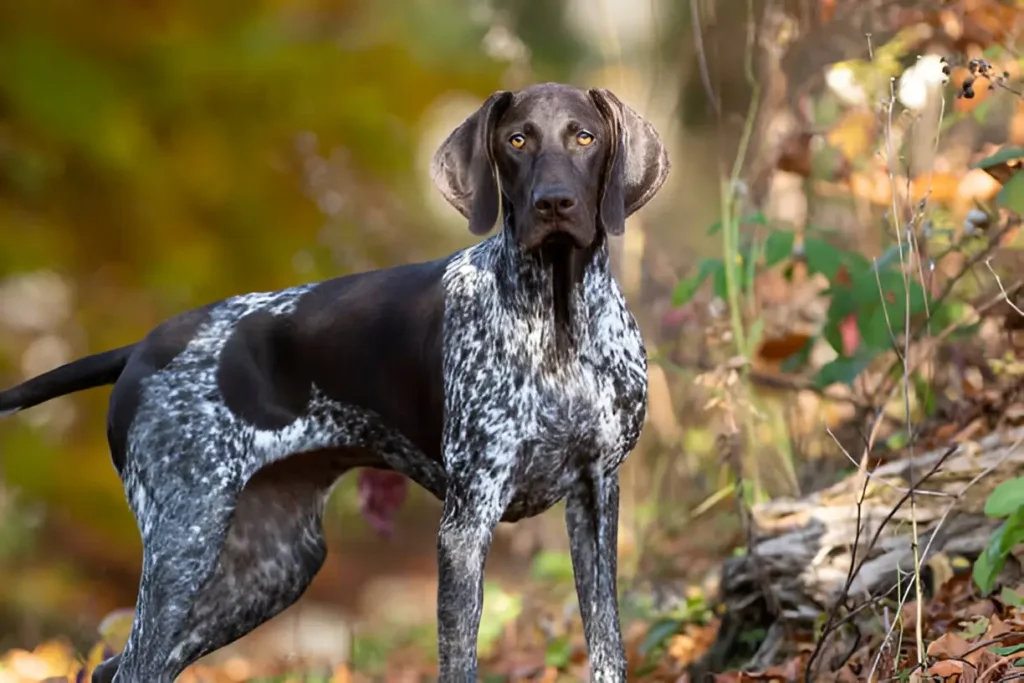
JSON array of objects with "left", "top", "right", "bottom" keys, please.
[
  {"left": 974, "top": 648, "right": 1010, "bottom": 682},
  {"left": 981, "top": 614, "right": 1012, "bottom": 641},
  {"left": 928, "top": 631, "right": 972, "bottom": 659},
  {"left": 757, "top": 333, "right": 813, "bottom": 363},
  {"left": 927, "top": 658, "right": 965, "bottom": 677},
  {"left": 955, "top": 600, "right": 997, "bottom": 621}
]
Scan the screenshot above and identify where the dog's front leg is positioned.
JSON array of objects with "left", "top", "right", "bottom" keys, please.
[
  {"left": 566, "top": 467, "right": 626, "bottom": 682},
  {"left": 436, "top": 476, "right": 506, "bottom": 682}
]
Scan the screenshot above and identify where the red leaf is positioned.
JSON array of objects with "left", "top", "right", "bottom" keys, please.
[
  {"left": 357, "top": 469, "right": 408, "bottom": 537},
  {"left": 839, "top": 313, "right": 861, "bottom": 356}
]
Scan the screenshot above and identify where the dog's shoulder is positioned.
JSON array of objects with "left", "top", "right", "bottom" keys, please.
[{"left": 439, "top": 238, "right": 501, "bottom": 298}]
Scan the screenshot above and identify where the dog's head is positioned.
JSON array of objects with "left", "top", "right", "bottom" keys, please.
[{"left": 431, "top": 83, "right": 670, "bottom": 252}]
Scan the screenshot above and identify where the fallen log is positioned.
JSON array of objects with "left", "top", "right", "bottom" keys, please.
[{"left": 697, "top": 425, "right": 1024, "bottom": 674}]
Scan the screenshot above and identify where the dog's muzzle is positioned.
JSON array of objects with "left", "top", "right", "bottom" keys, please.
[{"left": 520, "top": 186, "right": 594, "bottom": 251}]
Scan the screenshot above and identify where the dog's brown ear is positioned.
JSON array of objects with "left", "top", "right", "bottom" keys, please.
[
  {"left": 430, "top": 91, "right": 513, "bottom": 235},
  {"left": 588, "top": 88, "right": 670, "bottom": 235}
]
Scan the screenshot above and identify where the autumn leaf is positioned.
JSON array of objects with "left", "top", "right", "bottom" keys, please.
[{"left": 928, "top": 631, "right": 972, "bottom": 659}]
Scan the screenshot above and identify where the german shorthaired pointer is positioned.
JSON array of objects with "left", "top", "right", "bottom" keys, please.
[{"left": 0, "top": 82, "right": 669, "bottom": 682}]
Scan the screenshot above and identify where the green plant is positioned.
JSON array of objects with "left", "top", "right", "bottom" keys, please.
[
  {"left": 672, "top": 218, "right": 972, "bottom": 394},
  {"left": 974, "top": 476, "right": 1024, "bottom": 594}
]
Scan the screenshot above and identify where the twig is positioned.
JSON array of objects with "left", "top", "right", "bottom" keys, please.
[
  {"left": 884, "top": 71, "right": 927, "bottom": 673},
  {"left": 689, "top": 0, "right": 720, "bottom": 117},
  {"left": 871, "top": 219, "right": 1017, "bottom": 406},
  {"left": 804, "top": 443, "right": 958, "bottom": 680},
  {"left": 867, "top": 431, "right": 1024, "bottom": 679},
  {"left": 986, "top": 258, "right": 1024, "bottom": 318},
  {"left": 723, "top": 428, "right": 780, "bottom": 619}
]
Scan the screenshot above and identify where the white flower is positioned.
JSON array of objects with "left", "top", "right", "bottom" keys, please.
[{"left": 898, "top": 55, "right": 950, "bottom": 111}]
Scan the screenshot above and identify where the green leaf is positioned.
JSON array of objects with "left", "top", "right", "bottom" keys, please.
[
  {"left": 639, "top": 618, "right": 682, "bottom": 657},
  {"left": 974, "top": 507, "right": 1024, "bottom": 594},
  {"left": 848, "top": 272, "right": 931, "bottom": 351},
  {"left": 764, "top": 229, "right": 796, "bottom": 267},
  {"left": 960, "top": 615, "right": 990, "bottom": 639},
  {"left": 544, "top": 635, "right": 574, "bottom": 668},
  {"left": 822, "top": 317, "right": 844, "bottom": 357},
  {"left": 996, "top": 172, "right": 1024, "bottom": 215},
  {"left": 929, "top": 300, "right": 969, "bottom": 332},
  {"left": 825, "top": 284, "right": 860, "bottom": 323},
  {"left": 992, "top": 643, "right": 1024, "bottom": 657},
  {"left": 928, "top": 298, "right": 982, "bottom": 340},
  {"left": 974, "top": 543, "right": 999, "bottom": 596},
  {"left": 886, "top": 430, "right": 910, "bottom": 450},
  {"left": 972, "top": 146, "right": 1024, "bottom": 170},
  {"left": 852, "top": 269, "right": 929, "bottom": 314},
  {"left": 804, "top": 237, "right": 844, "bottom": 280},
  {"left": 859, "top": 305, "right": 891, "bottom": 351},
  {"left": 672, "top": 258, "right": 723, "bottom": 306},
  {"left": 529, "top": 550, "right": 575, "bottom": 582},
  {"left": 913, "top": 372, "right": 937, "bottom": 418},
  {"left": 712, "top": 261, "right": 729, "bottom": 300},
  {"left": 822, "top": 285, "right": 861, "bottom": 354},
  {"left": 999, "top": 586, "right": 1024, "bottom": 609},
  {"left": 984, "top": 477, "right": 1024, "bottom": 517},
  {"left": 814, "top": 350, "right": 878, "bottom": 388}
]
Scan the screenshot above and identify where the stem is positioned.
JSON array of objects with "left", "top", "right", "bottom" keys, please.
[
  {"left": 721, "top": 181, "right": 749, "bottom": 357},
  {"left": 720, "top": 0, "right": 761, "bottom": 361}
]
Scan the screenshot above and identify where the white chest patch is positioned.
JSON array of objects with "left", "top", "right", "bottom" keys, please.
[{"left": 439, "top": 236, "right": 648, "bottom": 521}]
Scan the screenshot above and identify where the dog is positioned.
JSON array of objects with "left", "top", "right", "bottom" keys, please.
[{"left": 0, "top": 82, "right": 669, "bottom": 682}]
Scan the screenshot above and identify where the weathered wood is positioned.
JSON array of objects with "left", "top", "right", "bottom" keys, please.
[{"left": 701, "top": 426, "right": 1024, "bottom": 672}]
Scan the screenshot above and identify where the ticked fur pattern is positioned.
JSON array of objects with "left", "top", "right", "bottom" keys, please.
[
  {"left": 89, "top": 212, "right": 644, "bottom": 682},
  {"left": 437, "top": 222, "right": 646, "bottom": 680}
]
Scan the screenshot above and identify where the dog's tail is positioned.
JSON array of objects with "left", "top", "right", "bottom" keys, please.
[{"left": 0, "top": 344, "right": 136, "bottom": 418}]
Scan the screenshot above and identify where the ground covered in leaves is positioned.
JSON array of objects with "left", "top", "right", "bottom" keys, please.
[{"left": 2, "top": 553, "right": 1024, "bottom": 682}]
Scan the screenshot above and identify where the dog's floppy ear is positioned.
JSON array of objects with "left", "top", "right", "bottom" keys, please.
[
  {"left": 430, "top": 91, "right": 513, "bottom": 235},
  {"left": 588, "top": 88, "right": 670, "bottom": 235}
]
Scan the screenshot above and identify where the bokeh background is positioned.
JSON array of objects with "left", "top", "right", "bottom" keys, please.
[{"left": 2, "top": 0, "right": 1024, "bottom": 680}]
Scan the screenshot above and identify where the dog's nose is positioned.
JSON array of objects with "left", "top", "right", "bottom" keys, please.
[{"left": 532, "top": 188, "right": 577, "bottom": 217}]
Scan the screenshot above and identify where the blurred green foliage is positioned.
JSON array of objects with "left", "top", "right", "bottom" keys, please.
[{"left": 0, "top": 0, "right": 559, "bottom": 574}]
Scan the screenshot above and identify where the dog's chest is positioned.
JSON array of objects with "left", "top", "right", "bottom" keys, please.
[
  {"left": 442, "top": 247, "right": 648, "bottom": 519},
  {"left": 502, "top": 337, "right": 646, "bottom": 518}
]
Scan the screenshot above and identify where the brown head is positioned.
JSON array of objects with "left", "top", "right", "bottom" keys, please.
[{"left": 431, "top": 83, "right": 670, "bottom": 252}]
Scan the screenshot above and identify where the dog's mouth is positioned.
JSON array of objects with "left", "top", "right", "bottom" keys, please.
[
  {"left": 541, "top": 231, "right": 576, "bottom": 248},
  {"left": 521, "top": 220, "right": 592, "bottom": 252}
]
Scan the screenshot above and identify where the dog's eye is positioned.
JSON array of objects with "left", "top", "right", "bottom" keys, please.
[
  {"left": 508, "top": 133, "right": 526, "bottom": 149},
  {"left": 576, "top": 130, "right": 595, "bottom": 146}
]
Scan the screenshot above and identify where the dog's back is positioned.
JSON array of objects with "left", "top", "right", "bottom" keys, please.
[{"left": 1, "top": 256, "right": 453, "bottom": 471}]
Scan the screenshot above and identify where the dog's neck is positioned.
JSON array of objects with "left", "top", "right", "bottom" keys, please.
[{"left": 489, "top": 212, "right": 610, "bottom": 363}]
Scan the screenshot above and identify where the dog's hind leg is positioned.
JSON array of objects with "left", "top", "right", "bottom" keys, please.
[{"left": 96, "top": 450, "right": 350, "bottom": 683}]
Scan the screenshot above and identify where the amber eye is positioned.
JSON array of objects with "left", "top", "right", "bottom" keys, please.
[
  {"left": 576, "top": 130, "right": 595, "bottom": 146},
  {"left": 509, "top": 133, "right": 526, "bottom": 149}
]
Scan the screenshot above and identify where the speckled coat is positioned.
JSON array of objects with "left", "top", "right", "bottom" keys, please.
[{"left": 0, "top": 82, "right": 669, "bottom": 683}]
